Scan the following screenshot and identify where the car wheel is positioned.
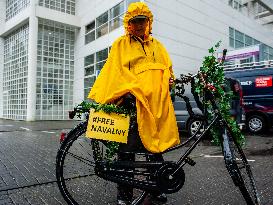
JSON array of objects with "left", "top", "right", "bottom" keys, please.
[
  {"left": 187, "top": 118, "right": 205, "bottom": 137},
  {"left": 247, "top": 115, "right": 266, "bottom": 133}
]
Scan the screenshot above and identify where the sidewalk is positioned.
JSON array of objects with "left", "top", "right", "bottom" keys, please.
[
  {"left": 0, "top": 119, "right": 272, "bottom": 204},
  {"left": 0, "top": 119, "right": 79, "bottom": 132}
]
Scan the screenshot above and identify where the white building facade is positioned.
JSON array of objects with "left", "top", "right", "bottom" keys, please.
[{"left": 0, "top": 0, "right": 273, "bottom": 121}]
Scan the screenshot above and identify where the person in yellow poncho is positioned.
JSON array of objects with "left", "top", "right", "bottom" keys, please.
[{"left": 88, "top": 2, "right": 180, "bottom": 204}]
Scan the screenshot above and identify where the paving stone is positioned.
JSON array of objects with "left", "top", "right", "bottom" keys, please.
[
  {"left": 0, "top": 198, "right": 14, "bottom": 205},
  {"left": 8, "top": 190, "right": 30, "bottom": 205},
  {"left": 0, "top": 191, "right": 13, "bottom": 205}
]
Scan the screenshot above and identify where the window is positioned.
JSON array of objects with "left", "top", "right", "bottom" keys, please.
[
  {"left": 6, "top": 0, "right": 30, "bottom": 21},
  {"left": 38, "top": 0, "right": 75, "bottom": 15},
  {"left": 85, "top": 66, "right": 94, "bottom": 76},
  {"left": 245, "top": 35, "right": 253, "bottom": 46},
  {"left": 96, "top": 11, "right": 108, "bottom": 28},
  {"left": 235, "top": 31, "right": 243, "bottom": 41},
  {"left": 234, "top": 40, "right": 243, "bottom": 48},
  {"left": 110, "top": 2, "right": 124, "bottom": 19},
  {"left": 96, "top": 12, "right": 109, "bottom": 38},
  {"left": 36, "top": 19, "right": 75, "bottom": 120},
  {"left": 235, "top": 30, "right": 244, "bottom": 49},
  {"left": 84, "top": 54, "right": 94, "bottom": 76},
  {"left": 229, "top": 27, "right": 261, "bottom": 49},
  {"left": 269, "top": 47, "right": 273, "bottom": 58},
  {"left": 96, "top": 11, "right": 108, "bottom": 38},
  {"left": 86, "top": 21, "right": 95, "bottom": 33},
  {"left": 3, "top": 24, "right": 29, "bottom": 120},
  {"left": 229, "top": 27, "right": 273, "bottom": 61},
  {"left": 84, "top": 77, "right": 96, "bottom": 90},
  {"left": 229, "top": 27, "right": 235, "bottom": 48},
  {"left": 85, "top": 21, "right": 95, "bottom": 44},
  {"left": 240, "top": 57, "right": 253, "bottom": 64},
  {"left": 84, "top": 54, "right": 94, "bottom": 66},
  {"left": 262, "top": 45, "right": 273, "bottom": 60},
  {"left": 228, "top": 0, "right": 242, "bottom": 12},
  {"left": 84, "top": 47, "right": 110, "bottom": 99},
  {"left": 253, "top": 39, "right": 260, "bottom": 45},
  {"left": 96, "top": 48, "right": 108, "bottom": 64},
  {"left": 110, "top": 2, "right": 124, "bottom": 32}
]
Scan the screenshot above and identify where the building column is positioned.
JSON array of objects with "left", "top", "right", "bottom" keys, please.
[
  {"left": 0, "top": 0, "right": 5, "bottom": 118},
  {"left": 0, "top": 38, "right": 4, "bottom": 118},
  {"left": 26, "top": 1, "right": 38, "bottom": 121}
]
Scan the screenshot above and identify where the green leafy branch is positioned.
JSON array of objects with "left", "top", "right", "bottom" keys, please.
[
  {"left": 194, "top": 41, "right": 245, "bottom": 146},
  {"left": 75, "top": 101, "right": 135, "bottom": 119}
]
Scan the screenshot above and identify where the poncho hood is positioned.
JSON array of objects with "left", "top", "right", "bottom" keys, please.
[{"left": 123, "top": 2, "right": 153, "bottom": 39}]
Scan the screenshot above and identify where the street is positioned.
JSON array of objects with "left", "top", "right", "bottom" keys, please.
[{"left": 0, "top": 119, "right": 272, "bottom": 205}]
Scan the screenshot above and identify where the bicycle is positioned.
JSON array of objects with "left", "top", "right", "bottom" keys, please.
[{"left": 56, "top": 70, "right": 261, "bottom": 205}]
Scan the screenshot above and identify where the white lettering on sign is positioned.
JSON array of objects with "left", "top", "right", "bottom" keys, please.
[
  {"left": 243, "top": 101, "right": 252, "bottom": 105},
  {"left": 240, "top": 81, "right": 252, "bottom": 86},
  {"left": 255, "top": 76, "right": 272, "bottom": 88}
]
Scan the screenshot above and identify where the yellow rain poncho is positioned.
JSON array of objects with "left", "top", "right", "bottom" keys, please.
[{"left": 88, "top": 2, "right": 180, "bottom": 153}]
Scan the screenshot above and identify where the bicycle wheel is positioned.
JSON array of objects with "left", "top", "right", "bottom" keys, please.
[
  {"left": 56, "top": 121, "right": 147, "bottom": 205},
  {"left": 222, "top": 129, "right": 261, "bottom": 205}
]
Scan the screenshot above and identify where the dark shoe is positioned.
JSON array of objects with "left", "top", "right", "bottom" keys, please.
[
  {"left": 150, "top": 193, "right": 167, "bottom": 203},
  {"left": 117, "top": 184, "right": 133, "bottom": 204},
  {"left": 117, "top": 199, "right": 130, "bottom": 205}
]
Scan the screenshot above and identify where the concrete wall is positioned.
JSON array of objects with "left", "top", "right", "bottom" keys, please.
[{"left": 35, "top": 5, "right": 80, "bottom": 27}]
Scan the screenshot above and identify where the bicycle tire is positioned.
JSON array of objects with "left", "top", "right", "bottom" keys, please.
[
  {"left": 222, "top": 129, "right": 261, "bottom": 205},
  {"left": 56, "top": 121, "right": 147, "bottom": 205}
]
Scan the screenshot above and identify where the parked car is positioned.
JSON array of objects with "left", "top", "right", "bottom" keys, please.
[
  {"left": 225, "top": 66, "right": 273, "bottom": 133},
  {"left": 174, "top": 77, "right": 245, "bottom": 136}
]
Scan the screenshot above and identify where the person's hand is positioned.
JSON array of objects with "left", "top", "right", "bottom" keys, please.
[{"left": 169, "top": 77, "right": 174, "bottom": 87}]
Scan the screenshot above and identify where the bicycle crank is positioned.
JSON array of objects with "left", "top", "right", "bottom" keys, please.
[{"left": 156, "top": 163, "right": 185, "bottom": 194}]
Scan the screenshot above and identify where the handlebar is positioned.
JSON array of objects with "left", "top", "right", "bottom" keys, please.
[{"left": 68, "top": 105, "right": 90, "bottom": 119}]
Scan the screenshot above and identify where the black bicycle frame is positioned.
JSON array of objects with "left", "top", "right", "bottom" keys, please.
[
  {"left": 70, "top": 70, "right": 234, "bottom": 192},
  {"left": 96, "top": 85, "right": 228, "bottom": 186},
  {"left": 165, "top": 85, "right": 233, "bottom": 177}
]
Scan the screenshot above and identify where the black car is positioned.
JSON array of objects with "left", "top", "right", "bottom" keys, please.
[
  {"left": 174, "top": 77, "right": 245, "bottom": 136},
  {"left": 225, "top": 66, "right": 273, "bottom": 133}
]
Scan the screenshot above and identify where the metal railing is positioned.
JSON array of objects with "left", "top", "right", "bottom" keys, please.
[{"left": 222, "top": 60, "right": 273, "bottom": 71}]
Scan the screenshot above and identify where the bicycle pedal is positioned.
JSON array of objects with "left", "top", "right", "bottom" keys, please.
[{"left": 185, "top": 157, "right": 196, "bottom": 166}]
